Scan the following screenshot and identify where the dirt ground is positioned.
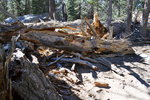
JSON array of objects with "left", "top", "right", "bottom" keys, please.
[{"left": 49, "top": 45, "right": 150, "bottom": 100}]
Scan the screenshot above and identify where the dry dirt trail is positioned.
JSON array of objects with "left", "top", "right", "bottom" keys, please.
[{"left": 62, "top": 45, "right": 150, "bottom": 100}]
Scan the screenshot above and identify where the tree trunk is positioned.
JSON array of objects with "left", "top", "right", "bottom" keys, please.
[
  {"left": 125, "top": 0, "right": 133, "bottom": 35},
  {"left": 106, "top": 0, "right": 112, "bottom": 28},
  {"left": 49, "top": 0, "right": 56, "bottom": 20},
  {"left": 141, "top": 0, "right": 150, "bottom": 37},
  {"left": 116, "top": 0, "right": 121, "bottom": 17},
  {"left": 76, "top": 2, "right": 81, "bottom": 19},
  {"left": 62, "top": 2, "right": 67, "bottom": 21},
  {"left": 15, "top": 0, "right": 22, "bottom": 16},
  {"left": 89, "top": 4, "right": 94, "bottom": 19},
  {"left": 19, "top": 28, "right": 134, "bottom": 55},
  {"left": 0, "top": 44, "right": 13, "bottom": 100},
  {"left": 12, "top": 57, "right": 63, "bottom": 100},
  {"left": 25, "top": 0, "right": 31, "bottom": 14}
]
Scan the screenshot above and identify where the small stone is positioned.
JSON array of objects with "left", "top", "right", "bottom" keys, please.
[{"left": 147, "top": 79, "right": 150, "bottom": 83}]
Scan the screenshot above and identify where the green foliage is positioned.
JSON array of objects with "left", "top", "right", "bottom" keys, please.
[
  {"left": 0, "top": 1, "right": 7, "bottom": 21},
  {"left": 66, "top": 0, "right": 77, "bottom": 20},
  {"left": 0, "top": 0, "right": 147, "bottom": 22},
  {"left": 32, "top": 0, "right": 43, "bottom": 14}
]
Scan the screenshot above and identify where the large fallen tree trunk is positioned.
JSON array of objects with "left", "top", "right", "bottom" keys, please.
[
  {"left": 1, "top": 36, "right": 63, "bottom": 100},
  {"left": 11, "top": 57, "right": 63, "bottom": 100},
  {"left": 20, "top": 29, "right": 134, "bottom": 55}
]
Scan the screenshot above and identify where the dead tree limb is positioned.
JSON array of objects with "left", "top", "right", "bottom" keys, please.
[
  {"left": 47, "top": 54, "right": 65, "bottom": 66},
  {"left": 56, "top": 58, "right": 98, "bottom": 70}
]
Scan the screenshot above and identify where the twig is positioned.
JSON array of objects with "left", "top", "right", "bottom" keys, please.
[
  {"left": 71, "top": 52, "right": 98, "bottom": 63},
  {"left": 47, "top": 54, "right": 65, "bottom": 66},
  {"left": 57, "top": 58, "right": 98, "bottom": 70}
]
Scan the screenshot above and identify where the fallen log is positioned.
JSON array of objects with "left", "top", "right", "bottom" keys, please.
[
  {"left": 52, "top": 57, "right": 98, "bottom": 70},
  {"left": 20, "top": 30, "right": 134, "bottom": 55},
  {"left": 11, "top": 56, "right": 63, "bottom": 100},
  {"left": 0, "top": 36, "right": 17, "bottom": 100},
  {"left": 0, "top": 44, "right": 13, "bottom": 100}
]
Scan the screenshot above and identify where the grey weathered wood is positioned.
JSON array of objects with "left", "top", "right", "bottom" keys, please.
[
  {"left": 108, "top": 26, "right": 113, "bottom": 39},
  {"left": 0, "top": 44, "right": 13, "bottom": 100},
  {"left": 20, "top": 30, "right": 134, "bottom": 55},
  {"left": 12, "top": 57, "right": 63, "bottom": 100}
]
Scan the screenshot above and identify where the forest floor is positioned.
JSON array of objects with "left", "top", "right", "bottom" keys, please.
[{"left": 48, "top": 44, "right": 150, "bottom": 100}]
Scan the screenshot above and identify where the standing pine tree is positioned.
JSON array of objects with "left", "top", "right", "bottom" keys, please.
[{"left": 49, "top": 0, "right": 56, "bottom": 20}]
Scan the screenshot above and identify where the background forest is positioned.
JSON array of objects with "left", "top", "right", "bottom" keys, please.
[{"left": 0, "top": 0, "right": 147, "bottom": 21}]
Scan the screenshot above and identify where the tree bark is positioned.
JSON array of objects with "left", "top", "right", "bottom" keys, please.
[
  {"left": 0, "top": 44, "right": 13, "bottom": 100},
  {"left": 141, "top": 0, "right": 150, "bottom": 37},
  {"left": 106, "top": 0, "right": 112, "bottom": 28},
  {"left": 62, "top": 2, "right": 67, "bottom": 21},
  {"left": 49, "top": 0, "right": 56, "bottom": 20},
  {"left": 125, "top": 0, "right": 133, "bottom": 35},
  {"left": 12, "top": 57, "right": 63, "bottom": 100},
  {"left": 19, "top": 28, "right": 134, "bottom": 55},
  {"left": 25, "top": 0, "right": 31, "bottom": 14},
  {"left": 115, "top": 0, "right": 121, "bottom": 17}
]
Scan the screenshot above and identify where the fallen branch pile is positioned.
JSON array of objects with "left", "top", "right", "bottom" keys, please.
[{"left": 0, "top": 12, "right": 135, "bottom": 99}]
